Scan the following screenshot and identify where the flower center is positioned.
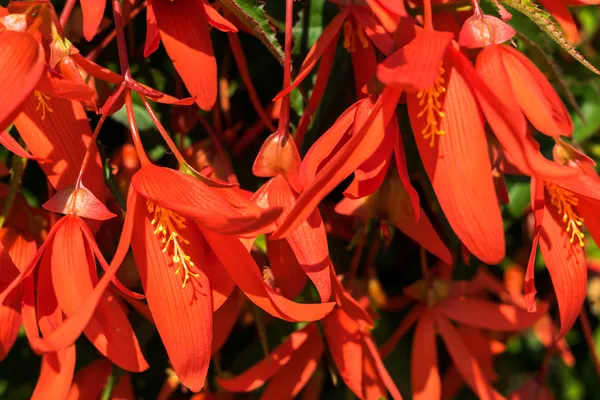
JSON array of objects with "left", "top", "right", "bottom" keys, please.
[
  {"left": 544, "top": 183, "right": 585, "bottom": 247},
  {"left": 147, "top": 200, "right": 199, "bottom": 287},
  {"left": 416, "top": 64, "right": 446, "bottom": 147},
  {"left": 34, "top": 90, "right": 53, "bottom": 120},
  {"left": 343, "top": 20, "right": 369, "bottom": 53}
]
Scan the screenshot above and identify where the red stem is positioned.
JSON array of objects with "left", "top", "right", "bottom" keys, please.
[
  {"left": 112, "top": 0, "right": 131, "bottom": 75},
  {"left": 276, "top": 0, "right": 294, "bottom": 138},
  {"left": 59, "top": 0, "right": 77, "bottom": 28},
  {"left": 579, "top": 308, "right": 600, "bottom": 379},
  {"left": 422, "top": 0, "right": 433, "bottom": 30},
  {"left": 125, "top": 90, "right": 151, "bottom": 166}
]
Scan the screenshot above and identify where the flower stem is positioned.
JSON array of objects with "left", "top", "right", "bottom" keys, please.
[
  {"left": 0, "top": 155, "right": 27, "bottom": 230},
  {"left": 276, "top": 0, "right": 294, "bottom": 139},
  {"left": 579, "top": 307, "right": 600, "bottom": 379}
]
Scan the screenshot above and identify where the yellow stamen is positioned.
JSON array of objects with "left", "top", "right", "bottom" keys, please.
[
  {"left": 544, "top": 183, "right": 585, "bottom": 247},
  {"left": 34, "top": 90, "right": 53, "bottom": 120},
  {"left": 342, "top": 20, "right": 369, "bottom": 53},
  {"left": 147, "top": 200, "right": 199, "bottom": 287},
  {"left": 416, "top": 64, "right": 446, "bottom": 147}
]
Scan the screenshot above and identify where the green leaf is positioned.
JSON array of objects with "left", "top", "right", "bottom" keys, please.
[
  {"left": 573, "top": 101, "right": 600, "bottom": 142},
  {"left": 110, "top": 103, "right": 155, "bottom": 131},
  {"left": 507, "top": 181, "right": 531, "bottom": 218},
  {"left": 220, "top": 0, "right": 284, "bottom": 65},
  {"left": 503, "top": 0, "right": 600, "bottom": 75}
]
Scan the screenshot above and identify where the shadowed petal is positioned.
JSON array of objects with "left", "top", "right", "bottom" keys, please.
[{"left": 412, "top": 310, "right": 440, "bottom": 400}]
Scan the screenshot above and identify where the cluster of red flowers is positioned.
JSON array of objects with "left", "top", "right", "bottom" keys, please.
[{"left": 0, "top": 0, "right": 599, "bottom": 398}]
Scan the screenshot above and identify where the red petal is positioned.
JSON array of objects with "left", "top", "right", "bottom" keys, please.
[
  {"left": 380, "top": 305, "right": 423, "bottom": 357},
  {"left": 31, "top": 347, "right": 76, "bottom": 400},
  {"left": 273, "top": 88, "right": 402, "bottom": 239},
  {"left": 437, "top": 298, "right": 544, "bottom": 331},
  {"left": 202, "top": 251, "right": 236, "bottom": 311},
  {"left": 43, "top": 184, "right": 116, "bottom": 221},
  {"left": 331, "top": 269, "right": 374, "bottom": 327},
  {"left": 202, "top": 229, "right": 335, "bottom": 322},
  {"left": 0, "top": 31, "right": 44, "bottom": 133},
  {"left": 526, "top": 178, "right": 545, "bottom": 312},
  {"left": 350, "top": 7, "right": 394, "bottom": 54},
  {"left": 435, "top": 316, "right": 505, "bottom": 400},
  {"left": 131, "top": 198, "right": 212, "bottom": 391},
  {"left": 202, "top": 1, "right": 238, "bottom": 32},
  {"left": 217, "top": 324, "right": 317, "bottom": 392},
  {"left": 377, "top": 27, "right": 453, "bottom": 91},
  {"left": 456, "top": 326, "right": 501, "bottom": 382},
  {"left": 0, "top": 239, "right": 22, "bottom": 361},
  {"left": 14, "top": 97, "right": 106, "bottom": 201},
  {"left": 322, "top": 308, "right": 364, "bottom": 398},
  {"left": 261, "top": 331, "right": 324, "bottom": 399},
  {"left": 211, "top": 288, "right": 242, "bottom": 355},
  {"left": 363, "top": 335, "right": 403, "bottom": 400},
  {"left": 267, "top": 238, "right": 309, "bottom": 299},
  {"left": 0, "top": 129, "right": 41, "bottom": 160},
  {"left": 36, "top": 73, "right": 95, "bottom": 102},
  {"left": 144, "top": 3, "right": 161, "bottom": 57},
  {"left": 263, "top": 176, "right": 332, "bottom": 302},
  {"left": 539, "top": 199, "right": 587, "bottom": 338},
  {"left": 408, "top": 58, "right": 504, "bottom": 264},
  {"left": 538, "top": 0, "right": 580, "bottom": 43},
  {"left": 66, "top": 359, "right": 112, "bottom": 400},
  {"left": 459, "top": 46, "right": 572, "bottom": 180},
  {"left": 273, "top": 10, "right": 348, "bottom": 101},
  {"left": 458, "top": 15, "right": 515, "bottom": 48},
  {"left": 499, "top": 45, "right": 572, "bottom": 137},
  {"left": 393, "top": 120, "right": 421, "bottom": 220},
  {"left": 364, "top": 0, "right": 400, "bottom": 32},
  {"left": 412, "top": 310, "right": 440, "bottom": 400},
  {"left": 81, "top": 0, "right": 105, "bottom": 41},
  {"left": 153, "top": 0, "right": 217, "bottom": 110},
  {"left": 132, "top": 165, "right": 281, "bottom": 235}
]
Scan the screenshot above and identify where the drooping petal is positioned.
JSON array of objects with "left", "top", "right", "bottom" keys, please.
[
  {"left": 539, "top": 199, "right": 587, "bottom": 338},
  {"left": 211, "top": 288, "right": 243, "bottom": 355},
  {"left": 132, "top": 165, "right": 281, "bottom": 235},
  {"left": 412, "top": 310, "right": 440, "bottom": 400},
  {"left": 261, "top": 331, "right": 324, "bottom": 400},
  {"left": 408, "top": 56, "right": 504, "bottom": 264},
  {"left": 31, "top": 347, "right": 76, "bottom": 400},
  {"left": 262, "top": 176, "right": 332, "bottom": 302},
  {"left": 153, "top": 0, "right": 217, "bottom": 110},
  {"left": 273, "top": 88, "right": 402, "bottom": 239},
  {"left": 525, "top": 178, "right": 545, "bottom": 311},
  {"left": 0, "top": 31, "right": 44, "bottom": 133},
  {"left": 393, "top": 120, "right": 421, "bottom": 220},
  {"left": 363, "top": 335, "right": 403, "bottom": 400},
  {"left": 66, "top": 359, "right": 113, "bottom": 400},
  {"left": 0, "top": 228, "right": 36, "bottom": 361},
  {"left": 437, "top": 298, "right": 545, "bottom": 331},
  {"left": 202, "top": 229, "right": 335, "bottom": 322},
  {"left": 322, "top": 308, "right": 364, "bottom": 398},
  {"left": 436, "top": 316, "right": 505, "bottom": 400},
  {"left": 267, "top": 238, "right": 309, "bottom": 299},
  {"left": 458, "top": 15, "right": 515, "bottom": 48},
  {"left": 144, "top": 2, "right": 161, "bottom": 57},
  {"left": 380, "top": 305, "right": 423, "bottom": 357},
  {"left": 350, "top": 7, "right": 394, "bottom": 54},
  {"left": 217, "top": 324, "right": 317, "bottom": 392},
  {"left": 0, "top": 130, "right": 41, "bottom": 160},
  {"left": 81, "top": 0, "right": 106, "bottom": 41},
  {"left": 455, "top": 326, "right": 503, "bottom": 382},
  {"left": 14, "top": 97, "right": 106, "bottom": 200},
  {"left": 377, "top": 27, "right": 454, "bottom": 91},
  {"left": 499, "top": 45, "right": 573, "bottom": 137},
  {"left": 202, "top": 1, "right": 238, "bottom": 32},
  {"left": 455, "top": 45, "right": 574, "bottom": 180},
  {"left": 130, "top": 198, "right": 212, "bottom": 392}
]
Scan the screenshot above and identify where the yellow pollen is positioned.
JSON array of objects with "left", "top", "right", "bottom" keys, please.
[
  {"left": 343, "top": 21, "right": 369, "bottom": 53},
  {"left": 146, "top": 200, "right": 199, "bottom": 287},
  {"left": 544, "top": 183, "right": 585, "bottom": 247},
  {"left": 416, "top": 64, "right": 446, "bottom": 147},
  {"left": 34, "top": 90, "right": 53, "bottom": 120}
]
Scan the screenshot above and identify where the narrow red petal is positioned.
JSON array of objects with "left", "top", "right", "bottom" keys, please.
[
  {"left": 436, "top": 316, "right": 505, "bottom": 400},
  {"left": 144, "top": 3, "right": 161, "bottom": 57},
  {"left": 267, "top": 238, "right": 309, "bottom": 299},
  {"left": 539, "top": 199, "right": 587, "bottom": 338},
  {"left": 412, "top": 311, "right": 440, "bottom": 400},
  {"left": 217, "top": 324, "right": 317, "bottom": 392},
  {"left": 43, "top": 184, "right": 116, "bottom": 221},
  {"left": 0, "top": 130, "right": 41, "bottom": 160},
  {"left": 363, "top": 335, "right": 403, "bottom": 400},
  {"left": 81, "top": 0, "right": 105, "bottom": 41},
  {"left": 0, "top": 31, "right": 44, "bottom": 133},
  {"left": 131, "top": 198, "right": 212, "bottom": 391},
  {"left": 202, "top": 1, "right": 238, "bottom": 32},
  {"left": 153, "top": 0, "right": 217, "bottom": 110},
  {"left": 31, "top": 347, "right": 76, "bottom": 400},
  {"left": 66, "top": 359, "right": 112, "bottom": 400}
]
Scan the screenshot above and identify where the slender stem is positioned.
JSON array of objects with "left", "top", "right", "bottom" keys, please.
[
  {"left": 125, "top": 90, "right": 151, "bottom": 166},
  {"left": 422, "top": 0, "right": 434, "bottom": 30},
  {"left": 75, "top": 113, "right": 109, "bottom": 190},
  {"left": 197, "top": 115, "right": 238, "bottom": 183},
  {"left": 276, "top": 0, "right": 294, "bottom": 138},
  {"left": 87, "top": 2, "right": 146, "bottom": 62},
  {"left": 138, "top": 93, "right": 188, "bottom": 166},
  {"left": 579, "top": 308, "right": 600, "bottom": 379},
  {"left": 420, "top": 247, "right": 430, "bottom": 282},
  {"left": 470, "top": 0, "right": 483, "bottom": 17},
  {"left": 59, "top": 0, "right": 77, "bottom": 28},
  {"left": 0, "top": 156, "right": 27, "bottom": 230},
  {"left": 112, "top": 0, "right": 131, "bottom": 75},
  {"left": 347, "top": 223, "right": 368, "bottom": 283},
  {"left": 253, "top": 305, "right": 270, "bottom": 357}
]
